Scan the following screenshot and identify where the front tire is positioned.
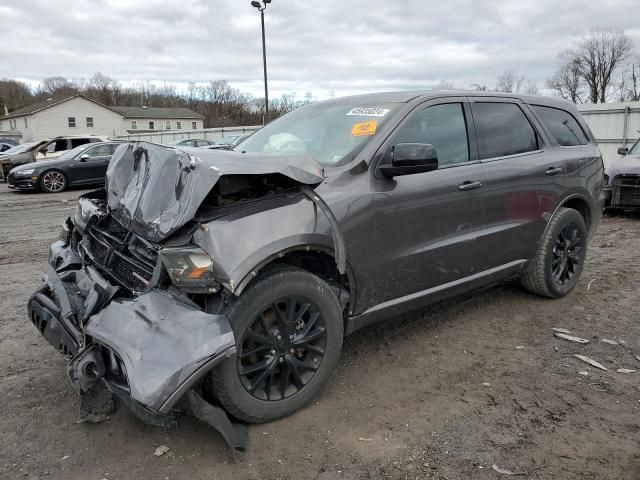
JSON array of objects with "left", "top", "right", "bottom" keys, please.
[
  {"left": 520, "top": 207, "right": 588, "bottom": 298},
  {"left": 40, "top": 170, "right": 67, "bottom": 193},
  {"left": 207, "top": 266, "right": 344, "bottom": 423}
]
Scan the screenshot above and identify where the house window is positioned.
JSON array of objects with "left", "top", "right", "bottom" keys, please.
[
  {"left": 192, "top": 121, "right": 197, "bottom": 129},
  {"left": 68, "top": 117, "right": 76, "bottom": 128},
  {"left": 176, "top": 121, "right": 182, "bottom": 130},
  {"left": 131, "top": 120, "right": 137, "bottom": 130},
  {"left": 149, "top": 121, "right": 155, "bottom": 130},
  {"left": 24, "top": 118, "right": 28, "bottom": 128},
  {"left": 165, "top": 120, "right": 171, "bottom": 130},
  {"left": 86, "top": 117, "right": 94, "bottom": 128}
]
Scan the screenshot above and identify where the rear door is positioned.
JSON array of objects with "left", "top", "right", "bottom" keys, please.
[
  {"left": 468, "top": 97, "right": 564, "bottom": 270},
  {"left": 365, "top": 98, "right": 487, "bottom": 307}
]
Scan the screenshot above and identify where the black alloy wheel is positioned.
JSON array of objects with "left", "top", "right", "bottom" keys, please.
[
  {"left": 237, "top": 296, "right": 327, "bottom": 401},
  {"left": 551, "top": 223, "right": 582, "bottom": 285}
]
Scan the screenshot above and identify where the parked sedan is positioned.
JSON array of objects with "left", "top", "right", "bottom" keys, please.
[
  {"left": 202, "top": 133, "right": 253, "bottom": 150},
  {"left": 170, "top": 138, "right": 216, "bottom": 148},
  {"left": 8, "top": 142, "right": 122, "bottom": 193},
  {"left": 604, "top": 140, "right": 640, "bottom": 209}
]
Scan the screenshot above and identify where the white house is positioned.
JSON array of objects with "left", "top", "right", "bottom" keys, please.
[{"left": 0, "top": 95, "right": 204, "bottom": 142}]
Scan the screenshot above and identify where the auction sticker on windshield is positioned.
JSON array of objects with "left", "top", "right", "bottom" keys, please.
[
  {"left": 346, "top": 107, "right": 390, "bottom": 117},
  {"left": 351, "top": 121, "right": 378, "bottom": 137}
]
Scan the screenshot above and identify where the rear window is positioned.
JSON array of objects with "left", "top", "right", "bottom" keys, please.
[
  {"left": 532, "top": 105, "right": 589, "bottom": 146},
  {"left": 472, "top": 102, "right": 539, "bottom": 159}
]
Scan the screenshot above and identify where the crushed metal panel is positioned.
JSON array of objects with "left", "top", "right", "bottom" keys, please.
[
  {"left": 105, "top": 142, "right": 324, "bottom": 242},
  {"left": 84, "top": 289, "right": 236, "bottom": 412}
]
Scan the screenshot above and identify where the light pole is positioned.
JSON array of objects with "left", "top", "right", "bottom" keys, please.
[{"left": 251, "top": 0, "right": 270, "bottom": 123}]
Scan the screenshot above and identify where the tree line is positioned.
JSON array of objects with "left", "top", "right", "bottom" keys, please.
[{"left": 0, "top": 74, "right": 306, "bottom": 127}]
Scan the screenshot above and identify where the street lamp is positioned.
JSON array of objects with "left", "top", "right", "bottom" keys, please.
[{"left": 251, "top": 0, "right": 271, "bottom": 123}]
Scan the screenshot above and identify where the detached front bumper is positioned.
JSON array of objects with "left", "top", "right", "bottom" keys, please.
[{"left": 28, "top": 241, "right": 236, "bottom": 416}]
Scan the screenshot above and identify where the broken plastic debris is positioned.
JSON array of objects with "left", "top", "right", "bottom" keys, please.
[
  {"left": 515, "top": 346, "right": 525, "bottom": 350},
  {"left": 601, "top": 338, "right": 619, "bottom": 346},
  {"left": 358, "top": 437, "right": 373, "bottom": 442},
  {"left": 154, "top": 445, "right": 170, "bottom": 457},
  {"left": 574, "top": 354, "right": 608, "bottom": 371},
  {"left": 554, "top": 333, "right": 589, "bottom": 344},
  {"left": 482, "top": 382, "right": 491, "bottom": 387},
  {"left": 616, "top": 368, "right": 636, "bottom": 374},
  {"left": 491, "top": 464, "right": 524, "bottom": 476},
  {"left": 551, "top": 327, "right": 571, "bottom": 334}
]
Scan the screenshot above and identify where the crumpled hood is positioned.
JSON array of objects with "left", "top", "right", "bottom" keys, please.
[
  {"left": 106, "top": 141, "right": 324, "bottom": 242},
  {"left": 606, "top": 155, "right": 640, "bottom": 182}
]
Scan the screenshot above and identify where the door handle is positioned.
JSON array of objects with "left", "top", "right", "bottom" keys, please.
[
  {"left": 545, "top": 167, "right": 563, "bottom": 175},
  {"left": 457, "top": 180, "right": 483, "bottom": 191}
]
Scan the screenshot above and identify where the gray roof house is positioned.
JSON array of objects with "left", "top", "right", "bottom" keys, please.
[{"left": 0, "top": 95, "right": 204, "bottom": 141}]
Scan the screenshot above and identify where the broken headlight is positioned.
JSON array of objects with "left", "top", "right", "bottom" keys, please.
[{"left": 159, "top": 246, "right": 217, "bottom": 290}]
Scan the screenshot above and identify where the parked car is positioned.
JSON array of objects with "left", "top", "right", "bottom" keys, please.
[
  {"left": 8, "top": 142, "right": 122, "bottom": 192},
  {"left": 27, "top": 92, "right": 603, "bottom": 451},
  {"left": 170, "top": 138, "right": 216, "bottom": 148},
  {"left": 201, "top": 133, "right": 253, "bottom": 150},
  {"left": 604, "top": 139, "right": 640, "bottom": 209},
  {"left": 0, "top": 142, "right": 14, "bottom": 153},
  {"left": 0, "top": 135, "right": 108, "bottom": 180}
]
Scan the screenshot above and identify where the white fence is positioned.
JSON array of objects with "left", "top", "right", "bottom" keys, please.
[
  {"left": 114, "top": 125, "right": 262, "bottom": 144},
  {"left": 577, "top": 101, "right": 640, "bottom": 168}
]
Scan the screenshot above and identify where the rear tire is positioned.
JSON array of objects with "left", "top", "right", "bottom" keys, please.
[
  {"left": 40, "top": 170, "right": 67, "bottom": 193},
  {"left": 206, "top": 266, "right": 344, "bottom": 423},
  {"left": 520, "top": 207, "right": 588, "bottom": 298}
]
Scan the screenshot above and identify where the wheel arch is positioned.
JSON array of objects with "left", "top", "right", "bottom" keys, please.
[
  {"left": 541, "top": 193, "right": 593, "bottom": 242},
  {"left": 234, "top": 245, "right": 356, "bottom": 315}
]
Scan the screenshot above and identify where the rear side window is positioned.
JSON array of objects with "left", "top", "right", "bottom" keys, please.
[
  {"left": 532, "top": 105, "right": 588, "bottom": 146},
  {"left": 473, "top": 102, "right": 539, "bottom": 159}
]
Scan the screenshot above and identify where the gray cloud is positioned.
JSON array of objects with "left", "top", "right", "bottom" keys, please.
[{"left": 1, "top": 0, "right": 639, "bottom": 99}]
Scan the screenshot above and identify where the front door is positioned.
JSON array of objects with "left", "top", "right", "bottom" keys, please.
[
  {"left": 362, "top": 99, "right": 486, "bottom": 309},
  {"left": 67, "top": 144, "right": 112, "bottom": 184}
]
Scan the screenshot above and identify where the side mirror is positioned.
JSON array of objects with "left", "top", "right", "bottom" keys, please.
[
  {"left": 618, "top": 146, "right": 628, "bottom": 156},
  {"left": 79, "top": 154, "right": 90, "bottom": 162},
  {"left": 379, "top": 143, "right": 439, "bottom": 177}
]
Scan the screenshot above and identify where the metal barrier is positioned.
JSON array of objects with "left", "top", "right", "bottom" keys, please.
[{"left": 113, "top": 125, "right": 262, "bottom": 144}]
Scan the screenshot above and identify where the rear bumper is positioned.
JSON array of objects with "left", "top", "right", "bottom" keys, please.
[{"left": 28, "top": 242, "right": 236, "bottom": 416}]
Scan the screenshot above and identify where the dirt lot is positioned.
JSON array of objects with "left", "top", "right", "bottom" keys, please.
[{"left": 0, "top": 183, "right": 639, "bottom": 480}]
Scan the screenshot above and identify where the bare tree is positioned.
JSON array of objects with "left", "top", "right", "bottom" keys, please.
[
  {"left": 434, "top": 80, "right": 455, "bottom": 90},
  {"left": 619, "top": 58, "right": 640, "bottom": 101},
  {"left": 496, "top": 70, "right": 525, "bottom": 93},
  {"left": 571, "top": 28, "right": 632, "bottom": 103},
  {"left": 40, "top": 76, "right": 79, "bottom": 98},
  {"left": 547, "top": 52, "right": 584, "bottom": 103},
  {"left": 470, "top": 84, "right": 488, "bottom": 91}
]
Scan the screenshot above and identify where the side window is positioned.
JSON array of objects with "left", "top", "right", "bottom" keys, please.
[
  {"left": 392, "top": 103, "right": 470, "bottom": 166},
  {"left": 532, "top": 105, "right": 588, "bottom": 146},
  {"left": 84, "top": 144, "right": 111, "bottom": 157},
  {"left": 48, "top": 139, "right": 68, "bottom": 152},
  {"left": 70, "top": 138, "right": 91, "bottom": 148},
  {"left": 473, "top": 102, "right": 538, "bottom": 159}
]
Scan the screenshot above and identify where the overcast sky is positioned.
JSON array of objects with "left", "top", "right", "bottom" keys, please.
[{"left": 2, "top": 0, "right": 639, "bottom": 100}]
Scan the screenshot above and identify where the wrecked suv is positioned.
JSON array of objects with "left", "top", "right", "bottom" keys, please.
[{"left": 28, "top": 92, "right": 604, "bottom": 447}]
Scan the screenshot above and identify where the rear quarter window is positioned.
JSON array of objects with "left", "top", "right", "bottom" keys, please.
[{"left": 531, "top": 105, "right": 589, "bottom": 146}]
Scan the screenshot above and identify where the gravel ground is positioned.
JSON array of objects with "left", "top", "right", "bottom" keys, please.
[{"left": 0, "top": 183, "right": 639, "bottom": 480}]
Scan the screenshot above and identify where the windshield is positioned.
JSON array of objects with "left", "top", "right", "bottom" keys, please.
[
  {"left": 629, "top": 139, "right": 640, "bottom": 155},
  {"left": 56, "top": 144, "right": 90, "bottom": 161},
  {"left": 4, "top": 142, "right": 38, "bottom": 155},
  {"left": 235, "top": 102, "right": 400, "bottom": 167}
]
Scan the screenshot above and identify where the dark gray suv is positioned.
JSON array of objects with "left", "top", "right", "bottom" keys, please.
[{"left": 28, "top": 91, "right": 604, "bottom": 449}]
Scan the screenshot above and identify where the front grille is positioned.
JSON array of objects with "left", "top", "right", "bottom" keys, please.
[
  {"left": 612, "top": 175, "right": 640, "bottom": 207},
  {"left": 83, "top": 216, "right": 158, "bottom": 293},
  {"left": 7, "top": 173, "right": 14, "bottom": 185}
]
